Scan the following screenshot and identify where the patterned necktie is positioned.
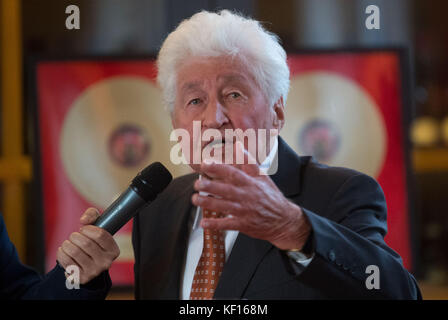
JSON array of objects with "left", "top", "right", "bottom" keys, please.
[{"left": 190, "top": 209, "right": 226, "bottom": 300}]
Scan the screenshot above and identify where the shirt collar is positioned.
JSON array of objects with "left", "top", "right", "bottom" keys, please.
[{"left": 258, "top": 136, "right": 278, "bottom": 174}]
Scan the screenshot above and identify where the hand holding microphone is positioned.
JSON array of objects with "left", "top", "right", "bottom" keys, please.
[{"left": 57, "top": 208, "right": 120, "bottom": 284}]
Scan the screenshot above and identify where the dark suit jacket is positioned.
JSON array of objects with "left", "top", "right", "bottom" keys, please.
[
  {"left": 0, "top": 214, "right": 111, "bottom": 300},
  {"left": 133, "top": 137, "right": 421, "bottom": 299}
]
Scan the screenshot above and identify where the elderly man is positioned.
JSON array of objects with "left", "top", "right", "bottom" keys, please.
[{"left": 132, "top": 10, "right": 420, "bottom": 299}]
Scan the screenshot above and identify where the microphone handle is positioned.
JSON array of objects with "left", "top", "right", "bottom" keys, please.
[{"left": 94, "top": 187, "right": 147, "bottom": 235}]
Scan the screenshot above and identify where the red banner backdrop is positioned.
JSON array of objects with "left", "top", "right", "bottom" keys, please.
[{"left": 285, "top": 51, "right": 411, "bottom": 269}]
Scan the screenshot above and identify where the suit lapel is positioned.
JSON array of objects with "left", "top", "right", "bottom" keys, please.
[
  {"left": 214, "top": 137, "right": 304, "bottom": 298},
  {"left": 270, "top": 136, "right": 304, "bottom": 197}
]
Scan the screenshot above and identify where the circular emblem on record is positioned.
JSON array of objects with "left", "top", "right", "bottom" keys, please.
[
  {"left": 283, "top": 71, "right": 387, "bottom": 178},
  {"left": 108, "top": 124, "right": 150, "bottom": 167},
  {"left": 299, "top": 119, "right": 341, "bottom": 163}
]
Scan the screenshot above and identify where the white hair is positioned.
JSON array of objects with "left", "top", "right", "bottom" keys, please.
[{"left": 156, "top": 10, "right": 290, "bottom": 112}]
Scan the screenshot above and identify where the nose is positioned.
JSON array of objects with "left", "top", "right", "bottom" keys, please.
[{"left": 202, "top": 97, "right": 229, "bottom": 129}]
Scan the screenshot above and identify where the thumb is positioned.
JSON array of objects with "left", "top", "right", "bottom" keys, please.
[
  {"left": 234, "top": 140, "right": 259, "bottom": 176},
  {"left": 80, "top": 207, "right": 100, "bottom": 225}
]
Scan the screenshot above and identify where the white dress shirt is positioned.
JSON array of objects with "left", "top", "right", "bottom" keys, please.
[{"left": 180, "top": 138, "right": 314, "bottom": 299}]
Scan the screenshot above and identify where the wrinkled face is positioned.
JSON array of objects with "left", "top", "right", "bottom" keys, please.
[{"left": 171, "top": 56, "right": 285, "bottom": 172}]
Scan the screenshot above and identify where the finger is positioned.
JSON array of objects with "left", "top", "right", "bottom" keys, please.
[
  {"left": 194, "top": 178, "right": 242, "bottom": 201},
  {"left": 61, "top": 239, "right": 93, "bottom": 270},
  {"left": 80, "top": 207, "right": 100, "bottom": 225},
  {"left": 200, "top": 162, "right": 250, "bottom": 186},
  {"left": 69, "top": 232, "right": 104, "bottom": 260},
  {"left": 201, "top": 217, "right": 240, "bottom": 231},
  {"left": 56, "top": 246, "right": 79, "bottom": 271},
  {"left": 80, "top": 225, "right": 120, "bottom": 258},
  {"left": 192, "top": 193, "right": 244, "bottom": 216}
]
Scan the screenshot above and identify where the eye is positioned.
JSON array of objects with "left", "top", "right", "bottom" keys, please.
[
  {"left": 188, "top": 98, "right": 201, "bottom": 105},
  {"left": 228, "top": 92, "right": 241, "bottom": 99}
]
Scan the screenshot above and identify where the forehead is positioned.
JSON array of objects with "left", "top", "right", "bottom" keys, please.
[{"left": 176, "top": 56, "right": 253, "bottom": 91}]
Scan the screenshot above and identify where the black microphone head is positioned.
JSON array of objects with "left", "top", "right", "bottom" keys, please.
[{"left": 131, "top": 162, "right": 172, "bottom": 202}]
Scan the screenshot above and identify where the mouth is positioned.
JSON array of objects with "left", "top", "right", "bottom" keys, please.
[{"left": 203, "top": 137, "right": 226, "bottom": 150}]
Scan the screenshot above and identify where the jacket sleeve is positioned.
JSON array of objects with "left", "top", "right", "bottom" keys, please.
[
  {"left": 0, "top": 215, "right": 111, "bottom": 300},
  {"left": 20, "top": 264, "right": 111, "bottom": 300},
  {"left": 297, "top": 173, "right": 421, "bottom": 299}
]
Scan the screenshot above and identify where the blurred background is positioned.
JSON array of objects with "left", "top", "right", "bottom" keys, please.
[{"left": 1, "top": 0, "right": 447, "bottom": 299}]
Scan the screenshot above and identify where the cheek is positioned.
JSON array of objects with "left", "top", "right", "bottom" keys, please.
[
  {"left": 228, "top": 105, "right": 268, "bottom": 131},
  {"left": 254, "top": 103, "right": 275, "bottom": 130},
  {"left": 172, "top": 107, "right": 189, "bottom": 128},
  {"left": 173, "top": 103, "right": 204, "bottom": 125}
]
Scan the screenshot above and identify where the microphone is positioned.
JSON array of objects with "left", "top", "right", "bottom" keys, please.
[{"left": 94, "top": 162, "right": 172, "bottom": 235}]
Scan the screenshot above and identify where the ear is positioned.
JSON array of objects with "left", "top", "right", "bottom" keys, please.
[{"left": 272, "top": 97, "right": 285, "bottom": 131}]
